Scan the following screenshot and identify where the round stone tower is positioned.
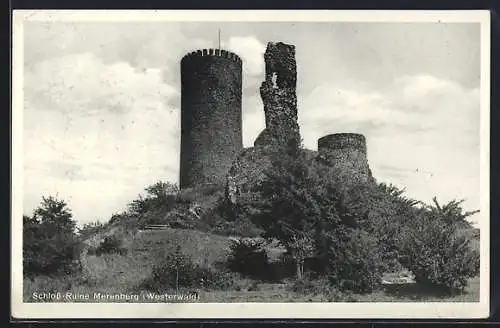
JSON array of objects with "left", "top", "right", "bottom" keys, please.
[
  {"left": 180, "top": 49, "right": 243, "bottom": 189},
  {"left": 317, "top": 133, "right": 372, "bottom": 184}
]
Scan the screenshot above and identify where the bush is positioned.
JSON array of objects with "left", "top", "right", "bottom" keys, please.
[
  {"left": 356, "top": 184, "right": 480, "bottom": 292},
  {"left": 323, "top": 229, "right": 386, "bottom": 293},
  {"left": 227, "top": 238, "right": 270, "bottom": 279},
  {"left": 211, "top": 217, "right": 263, "bottom": 238},
  {"left": 401, "top": 212, "right": 480, "bottom": 291},
  {"left": 23, "top": 197, "right": 81, "bottom": 278},
  {"left": 248, "top": 149, "right": 343, "bottom": 280},
  {"left": 108, "top": 213, "right": 128, "bottom": 225},
  {"left": 77, "top": 221, "right": 105, "bottom": 240},
  {"left": 143, "top": 246, "right": 234, "bottom": 292},
  {"left": 90, "top": 235, "right": 128, "bottom": 256},
  {"left": 200, "top": 196, "right": 263, "bottom": 237},
  {"left": 135, "top": 206, "right": 197, "bottom": 230},
  {"left": 164, "top": 207, "right": 197, "bottom": 229},
  {"left": 128, "top": 181, "right": 179, "bottom": 216},
  {"left": 177, "top": 183, "right": 225, "bottom": 204}
]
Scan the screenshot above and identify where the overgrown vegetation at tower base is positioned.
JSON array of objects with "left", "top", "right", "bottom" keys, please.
[
  {"left": 224, "top": 146, "right": 480, "bottom": 294},
  {"left": 23, "top": 147, "right": 480, "bottom": 302}
]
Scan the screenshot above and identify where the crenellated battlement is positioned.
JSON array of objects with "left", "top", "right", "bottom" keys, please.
[
  {"left": 181, "top": 48, "right": 242, "bottom": 65},
  {"left": 318, "top": 133, "right": 367, "bottom": 154}
]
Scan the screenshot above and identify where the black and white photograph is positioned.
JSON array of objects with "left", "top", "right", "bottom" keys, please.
[{"left": 11, "top": 10, "right": 490, "bottom": 319}]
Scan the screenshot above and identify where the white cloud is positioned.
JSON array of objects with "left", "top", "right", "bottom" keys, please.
[
  {"left": 25, "top": 53, "right": 178, "bottom": 115},
  {"left": 24, "top": 21, "right": 201, "bottom": 69},
  {"left": 23, "top": 53, "right": 181, "bottom": 224}
]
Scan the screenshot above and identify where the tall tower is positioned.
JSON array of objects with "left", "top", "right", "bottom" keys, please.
[{"left": 180, "top": 49, "right": 243, "bottom": 189}]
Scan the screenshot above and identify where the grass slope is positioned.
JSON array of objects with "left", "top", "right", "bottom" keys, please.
[
  {"left": 24, "top": 225, "right": 480, "bottom": 303},
  {"left": 80, "top": 228, "right": 232, "bottom": 290}
]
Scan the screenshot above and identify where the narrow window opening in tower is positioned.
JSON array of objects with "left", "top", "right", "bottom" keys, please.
[{"left": 271, "top": 72, "right": 278, "bottom": 88}]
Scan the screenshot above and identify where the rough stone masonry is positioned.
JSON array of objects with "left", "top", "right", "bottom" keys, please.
[
  {"left": 317, "top": 133, "right": 374, "bottom": 185},
  {"left": 226, "top": 42, "right": 303, "bottom": 205},
  {"left": 254, "top": 42, "right": 301, "bottom": 152}
]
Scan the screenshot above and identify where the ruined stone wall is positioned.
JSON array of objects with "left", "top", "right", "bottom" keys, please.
[
  {"left": 180, "top": 49, "right": 243, "bottom": 189},
  {"left": 227, "top": 42, "right": 302, "bottom": 205},
  {"left": 317, "top": 133, "right": 373, "bottom": 184},
  {"left": 254, "top": 42, "right": 301, "bottom": 151}
]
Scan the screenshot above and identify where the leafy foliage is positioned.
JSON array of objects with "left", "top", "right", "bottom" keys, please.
[
  {"left": 429, "top": 197, "right": 478, "bottom": 228},
  {"left": 246, "top": 147, "right": 384, "bottom": 289},
  {"left": 324, "top": 229, "right": 385, "bottom": 293},
  {"left": 23, "top": 196, "right": 80, "bottom": 277},
  {"left": 77, "top": 220, "right": 105, "bottom": 240},
  {"left": 400, "top": 199, "right": 480, "bottom": 291},
  {"left": 235, "top": 144, "right": 480, "bottom": 293},
  {"left": 128, "top": 181, "right": 179, "bottom": 217},
  {"left": 206, "top": 198, "right": 263, "bottom": 237},
  {"left": 249, "top": 149, "right": 334, "bottom": 279},
  {"left": 359, "top": 183, "right": 420, "bottom": 272},
  {"left": 88, "top": 235, "right": 128, "bottom": 256},
  {"left": 143, "top": 246, "right": 234, "bottom": 292},
  {"left": 227, "top": 238, "right": 269, "bottom": 278}
]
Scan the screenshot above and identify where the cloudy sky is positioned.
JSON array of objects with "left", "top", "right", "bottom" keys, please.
[{"left": 21, "top": 20, "right": 483, "bottom": 226}]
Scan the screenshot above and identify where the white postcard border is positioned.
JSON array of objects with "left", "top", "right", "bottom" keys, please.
[{"left": 11, "top": 9, "right": 491, "bottom": 319}]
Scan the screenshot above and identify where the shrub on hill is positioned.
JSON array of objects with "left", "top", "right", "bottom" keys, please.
[
  {"left": 208, "top": 207, "right": 263, "bottom": 237},
  {"left": 243, "top": 146, "right": 387, "bottom": 292},
  {"left": 87, "top": 235, "right": 128, "bottom": 256},
  {"left": 230, "top": 144, "right": 480, "bottom": 293},
  {"left": 128, "top": 181, "right": 179, "bottom": 217},
  {"left": 323, "top": 229, "right": 385, "bottom": 293},
  {"left": 141, "top": 246, "right": 234, "bottom": 292},
  {"left": 400, "top": 198, "right": 480, "bottom": 291},
  {"left": 227, "top": 238, "right": 270, "bottom": 279},
  {"left": 23, "top": 196, "right": 81, "bottom": 278},
  {"left": 77, "top": 221, "right": 106, "bottom": 240}
]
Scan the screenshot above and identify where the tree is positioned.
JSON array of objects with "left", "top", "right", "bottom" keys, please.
[
  {"left": 359, "top": 182, "right": 422, "bottom": 271},
  {"left": 250, "top": 149, "right": 326, "bottom": 279},
  {"left": 428, "top": 197, "right": 478, "bottom": 228},
  {"left": 23, "top": 196, "right": 80, "bottom": 277},
  {"left": 324, "top": 228, "right": 386, "bottom": 293},
  {"left": 128, "top": 181, "right": 179, "bottom": 216},
  {"left": 77, "top": 220, "right": 105, "bottom": 239},
  {"left": 399, "top": 197, "right": 480, "bottom": 291},
  {"left": 145, "top": 181, "right": 179, "bottom": 199},
  {"left": 33, "top": 196, "right": 76, "bottom": 233},
  {"left": 23, "top": 214, "right": 42, "bottom": 276},
  {"left": 249, "top": 147, "right": 370, "bottom": 280}
]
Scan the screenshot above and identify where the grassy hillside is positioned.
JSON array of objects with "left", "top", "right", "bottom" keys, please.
[
  {"left": 23, "top": 181, "right": 481, "bottom": 303},
  {"left": 79, "top": 228, "right": 232, "bottom": 290},
  {"left": 24, "top": 224, "right": 480, "bottom": 303}
]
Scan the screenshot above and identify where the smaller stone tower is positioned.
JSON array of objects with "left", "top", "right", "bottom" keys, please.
[{"left": 317, "top": 133, "right": 372, "bottom": 184}]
